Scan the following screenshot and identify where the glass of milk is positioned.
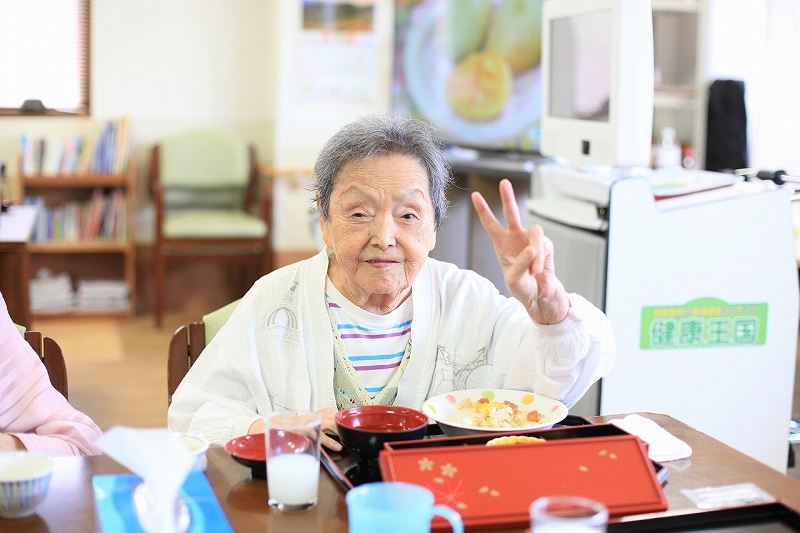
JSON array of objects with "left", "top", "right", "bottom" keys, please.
[
  {"left": 265, "top": 410, "right": 323, "bottom": 512},
  {"left": 530, "top": 495, "right": 608, "bottom": 532}
]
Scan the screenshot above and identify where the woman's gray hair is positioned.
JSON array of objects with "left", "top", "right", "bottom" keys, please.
[{"left": 312, "top": 114, "right": 453, "bottom": 228}]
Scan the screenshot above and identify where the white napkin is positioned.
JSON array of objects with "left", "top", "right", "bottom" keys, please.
[
  {"left": 95, "top": 426, "right": 196, "bottom": 533},
  {"left": 609, "top": 414, "right": 692, "bottom": 462}
]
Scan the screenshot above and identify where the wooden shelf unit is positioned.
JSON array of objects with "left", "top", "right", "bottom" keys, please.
[{"left": 20, "top": 165, "right": 136, "bottom": 318}]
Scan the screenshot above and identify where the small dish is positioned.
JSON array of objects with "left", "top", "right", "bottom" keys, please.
[
  {"left": 178, "top": 433, "right": 209, "bottom": 471},
  {"left": 0, "top": 451, "right": 54, "bottom": 519},
  {"left": 423, "top": 388, "right": 568, "bottom": 437},
  {"left": 224, "top": 431, "right": 309, "bottom": 478},
  {"left": 225, "top": 434, "right": 267, "bottom": 477}
]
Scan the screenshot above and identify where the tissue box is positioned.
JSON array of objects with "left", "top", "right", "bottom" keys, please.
[{"left": 92, "top": 471, "right": 232, "bottom": 533}]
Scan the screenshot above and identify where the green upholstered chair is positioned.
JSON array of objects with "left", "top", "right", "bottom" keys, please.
[
  {"left": 16, "top": 324, "right": 69, "bottom": 399},
  {"left": 150, "top": 131, "right": 273, "bottom": 327},
  {"left": 167, "top": 298, "right": 241, "bottom": 405}
]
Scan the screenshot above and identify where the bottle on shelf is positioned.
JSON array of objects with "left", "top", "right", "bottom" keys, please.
[{"left": 653, "top": 127, "right": 683, "bottom": 169}]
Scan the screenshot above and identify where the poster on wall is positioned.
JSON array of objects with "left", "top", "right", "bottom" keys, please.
[
  {"left": 392, "top": 0, "right": 543, "bottom": 153},
  {"left": 297, "top": 0, "right": 379, "bottom": 103}
]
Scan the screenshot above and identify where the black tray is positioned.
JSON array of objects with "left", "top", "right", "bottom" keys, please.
[
  {"left": 320, "top": 415, "right": 668, "bottom": 491},
  {"left": 608, "top": 502, "right": 800, "bottom": 532}
]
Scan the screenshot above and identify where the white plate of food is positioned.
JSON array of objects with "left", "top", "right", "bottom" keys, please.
[{"left": 422, "top": 388, "right": 568, "bottom": 437}]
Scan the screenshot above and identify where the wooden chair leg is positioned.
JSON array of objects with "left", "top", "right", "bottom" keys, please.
[{"left": 155, "top": 246, "right": 165, "bottom": 328}]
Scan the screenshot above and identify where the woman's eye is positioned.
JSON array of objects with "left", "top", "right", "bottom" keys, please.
[{"left": 401, "top": 213, "right": 418, "bottom": 220}]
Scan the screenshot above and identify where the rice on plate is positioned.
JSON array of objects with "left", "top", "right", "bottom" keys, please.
[{"left": 423, "top": 388, "right": 568, "bottom": 437}]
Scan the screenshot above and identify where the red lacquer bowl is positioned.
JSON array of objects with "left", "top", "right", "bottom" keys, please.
[
  {"left": 335, "top": 405, "right": 429, "bottom": 460},
  {"left": 225, "top": 431, "right": 309, "bottom": 478}
]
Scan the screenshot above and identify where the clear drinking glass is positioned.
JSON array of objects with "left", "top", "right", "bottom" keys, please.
[
  {"left": 530, "top": 495, "right": 608, "bottom": 532},
  {"left": 265, "top": 410, "right": 323, "bottom": 512}
]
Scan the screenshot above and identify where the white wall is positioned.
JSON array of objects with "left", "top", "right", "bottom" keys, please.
[
  {"left": 0, "top": 0, "right": 392, "bottom": 249},
  {"left": 268, "top": 0, "right": 392, "bottom": 250},
  {"left": 707, "top": 0, "right": 800, "bottom": 175}
]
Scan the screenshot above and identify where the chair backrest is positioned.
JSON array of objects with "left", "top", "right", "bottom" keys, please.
[
  {"left": 202, "top": 298, "right": 241, "bottom": 344},
  {"left": 22, "top": 330, "right": 69, "bottom": 400},
  {"left": 156, "top": 131, "right": 253, "bottom": 211},
  {"left": 167, "top": 299, "right": 241, "bottom": 405}
]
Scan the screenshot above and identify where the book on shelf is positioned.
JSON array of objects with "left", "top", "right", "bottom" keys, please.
[
  {"left": 20, "top": 117, "right": 133, "bottom": 177},
  {"left": 25, "top": 188, "right": 127, "bottom": 243},
  {"left": 29, "top": 271, "right": 76, "bottom": 313},
  {"left": 20, "top": 134, "right": 35, "bottom": 176},
  {"left": 75, "top": 133, "right": 95, "bottom": 176},
  {"left": 27, "top": 272, "right": 131, "bottom": 313},
  {"left": 112, "top": 116, "right": 131, "bottom": 175},
  {"left": 41, "top": 137, "right": 64, "bottom": 177},
  {"left": 76, "top": 279, "right": 130, "bottom": 312}
]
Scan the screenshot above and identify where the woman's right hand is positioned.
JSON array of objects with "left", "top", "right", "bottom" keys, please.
[
  {"left": 247, "top": 407, "right": 342, "bottom": 452},
  {"left": 0, "top": 433, "right": 25, "bottom": 452},
  {"left": 316, "top": 407, "right": 342, "bottom": 452}
]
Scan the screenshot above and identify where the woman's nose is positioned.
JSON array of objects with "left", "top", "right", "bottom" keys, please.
[{"left": 370, "top": 215, "right": 396, "bottom": 247}]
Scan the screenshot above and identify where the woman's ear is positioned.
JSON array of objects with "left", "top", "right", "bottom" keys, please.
[{"left": 319, "top": 209, "right": 333, "bottom": 249}]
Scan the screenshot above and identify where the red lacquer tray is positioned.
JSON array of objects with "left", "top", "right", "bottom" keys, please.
[{"left": 378, "top": 434, "right": 667, "bottom": 531}]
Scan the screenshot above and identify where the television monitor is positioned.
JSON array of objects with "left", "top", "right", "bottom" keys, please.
[
  {"left": 392, "top": 0, "right": 544, "bottom": 154},
  {"left": 539, "top": 0, "right": 654, "bottom": 169}
]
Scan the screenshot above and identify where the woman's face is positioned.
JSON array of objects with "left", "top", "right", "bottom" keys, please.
[{"left": 319, "top": 153, "right": 437, "bottom": 314}]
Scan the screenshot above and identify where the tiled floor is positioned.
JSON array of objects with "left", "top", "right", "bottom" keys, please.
[{"left": 33, "top": 309, "right": 800, "bottom": 479}]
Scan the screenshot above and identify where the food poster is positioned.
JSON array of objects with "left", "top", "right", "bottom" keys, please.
[
  {"left": 393, "top": 0, "right": 543, "bottom": 152},
  {"left": 297, "top": 0, "right": 379, "bottom": 102}
]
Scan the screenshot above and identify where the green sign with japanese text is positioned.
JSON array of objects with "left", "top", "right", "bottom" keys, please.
[{"left": 641, "top": 298, "right": 767, "bottom": 350}]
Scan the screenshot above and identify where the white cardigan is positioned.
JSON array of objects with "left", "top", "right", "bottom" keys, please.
[{"left": 167, "top": 250, "right": 615, "bottom": 446}]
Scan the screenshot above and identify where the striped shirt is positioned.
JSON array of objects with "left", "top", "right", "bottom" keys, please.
[{"left": 325, "top": 278, "right": 412, "bottom": 399}]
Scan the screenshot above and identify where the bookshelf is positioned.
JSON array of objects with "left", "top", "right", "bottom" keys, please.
[{"left": 19, "top": 164, "right": 136, "bottom": 318}]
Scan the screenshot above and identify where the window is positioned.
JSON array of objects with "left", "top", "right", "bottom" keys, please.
[{"left": 0, "top": 0, "right": 90, "bottom": 116}]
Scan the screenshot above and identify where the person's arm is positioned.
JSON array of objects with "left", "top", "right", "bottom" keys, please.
[
  {"left": 471, "top": 179, "right": 570, "bottom": 325},
  {"left": 248, "top": 407, "right": 341, "bottom": 451},
  {"left": 470, "top": 180, "right": 615, "bottom": 405},
  {"left": 167, "top": 340, "right": 266, "bottom": 447},
  {"left": 0, "top": 293, "right": 102, "bottom": 456},
  {"left": 495, "top": 293, "right": 616, "bottom": 407},
  {"left": 168, "top": 259, "right": 340, "bottom": 448}
]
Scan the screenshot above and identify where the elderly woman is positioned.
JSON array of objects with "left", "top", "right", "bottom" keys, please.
[{"left": 168, "top": 115, "right": 615, "bottom": 449}]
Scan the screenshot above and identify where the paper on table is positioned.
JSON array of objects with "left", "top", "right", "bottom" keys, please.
[
  {"left": 95, "top": 426, "right": 196, "bottom": 533},
  {"left": 609, "top": 414, "right": 692, "bottom": 462}
]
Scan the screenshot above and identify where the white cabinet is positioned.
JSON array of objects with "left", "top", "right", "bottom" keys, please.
[{"left": 651, "top": 0, "right": 708, "bottom": 168}]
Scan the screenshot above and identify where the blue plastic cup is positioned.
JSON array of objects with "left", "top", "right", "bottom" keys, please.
[{"left": 346, "top": 481, "right": 464, "bottom": 533}]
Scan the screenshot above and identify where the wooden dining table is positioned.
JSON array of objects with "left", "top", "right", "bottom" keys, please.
[{"left": 3, "top": 412, "right": 800, "bottom": 533}]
